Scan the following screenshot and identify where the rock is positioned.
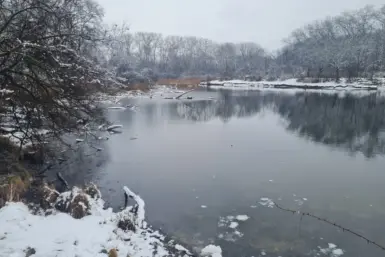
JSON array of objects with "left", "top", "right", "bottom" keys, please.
[
  {"left": 118, "top": 218, "right": 136, "bottom": 232},
  {"left": 25, "top": 247, "right": 36, "bottom": 257},
  {"left": 84, "top": 183, "right": 100, "bottom": 199},
  {"left": 55, "top": 190, "right": 90, "bottom": 219},
  {"left": 68, "top": 194, "right": 90, "bottom": 219}
]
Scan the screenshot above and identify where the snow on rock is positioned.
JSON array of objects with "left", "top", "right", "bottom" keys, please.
[
  {"left": 123, "top": 186, "right": 145, "bottom": 228},
  {"left": 0, "top": 186, "right": 193, "bottom": 257},
  {"left": 201, "top": 245, "right": 222, "bottom": 257}
]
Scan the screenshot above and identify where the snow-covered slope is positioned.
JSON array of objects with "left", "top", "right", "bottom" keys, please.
[{"left": 0, "top": 186, "right": 216, "bottom": 257}]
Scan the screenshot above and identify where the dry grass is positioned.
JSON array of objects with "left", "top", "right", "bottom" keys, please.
[
  {"left": 0, "top": 173, "right": 31, "bottom": 207},
  {"left": 129, "top": 82, "right": 151, "bottom": 91},
  {"left": 156, "top": 78, "right": 202, "bottom": 88}
]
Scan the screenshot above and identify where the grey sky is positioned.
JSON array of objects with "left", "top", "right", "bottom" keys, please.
[{"left": 96, "top": 0, "right": 384, "bottom": 50}]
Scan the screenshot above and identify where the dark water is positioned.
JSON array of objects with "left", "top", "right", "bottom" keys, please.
[{"left": 74, "top": 89, "right": 385, "bottom": 256}]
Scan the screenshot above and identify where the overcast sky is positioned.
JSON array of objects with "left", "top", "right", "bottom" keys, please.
[{"left": 95, "top": 0, "right": 384, "bottom": 51}]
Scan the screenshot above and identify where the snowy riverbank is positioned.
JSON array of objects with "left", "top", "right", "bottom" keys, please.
[
  {"left": 0, "top": 184, "right": 221, "bottom": 257},
  {"left": 200, "top": 78, "right": 385, "bottom": 91}
]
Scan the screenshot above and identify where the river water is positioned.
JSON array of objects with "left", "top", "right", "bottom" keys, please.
[{"left": 76, "top": 89, "right": 385, "bottom": 256}]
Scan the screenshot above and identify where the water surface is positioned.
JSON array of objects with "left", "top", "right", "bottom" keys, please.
[{"left": 86, "top": 89, "right": 385, "bottom": 256}]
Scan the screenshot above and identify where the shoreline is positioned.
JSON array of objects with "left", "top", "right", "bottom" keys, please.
[{"left": 199, "top": 78, "right": 384, "bottom": 91}]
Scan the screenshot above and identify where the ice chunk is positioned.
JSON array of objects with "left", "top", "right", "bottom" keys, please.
[
  {"left": 201, "top": 245, "right": 222, "bottom": 257},
  {"left": 236, "top": 215, "right": 249, "bottom": 221}
]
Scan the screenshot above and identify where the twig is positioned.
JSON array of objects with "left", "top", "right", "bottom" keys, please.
[
  {"left": 56, "top": 172, "right": 69, "bottom": 189},
  {"left": 175, "top": 89, "right": 195, "bottom": 99},
  {"left": 273, "top": 202, "right": 385, "bottom": 251}
]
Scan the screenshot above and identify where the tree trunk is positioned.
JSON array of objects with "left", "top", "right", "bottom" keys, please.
[{"left": 335, "top": 67, "right": 340, "bottom": 82}]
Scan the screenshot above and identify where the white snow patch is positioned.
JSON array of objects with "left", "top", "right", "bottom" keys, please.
[
  {"left": 107, "top": 124, "right": 123, "bottom": 131},
  {"left": 123, "top": 186, "right": 145, "bottom": 227},
  {"left": 201, "top": 245, "right": 222, "bottom": 257},
  {"left": 108, "top": 106, "right": 126, "bottom": 110},
  {"left": 98, "top": 124, "right": 106, "bottom": 130},
  {"left": 332, "top": 249, "right": 344, "bottom": 256},
  {"left": 317, "top": 243, "right": 345, "bottom": 257},
  {"left": 174, "top": 244, "right": 191, "bottom": 254},
  {"left": 200, "top": 78, "right": 380, "bottom": 91},
  {"left": 0, "top": 89, "right": 14, "bottom": 94},
  {"left": 0, "top": 186, "right": 193, "bottom": 257}
]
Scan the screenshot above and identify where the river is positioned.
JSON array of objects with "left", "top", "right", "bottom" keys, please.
[{"left": 69, "top": 89, "right": 385, "bottom": 257}]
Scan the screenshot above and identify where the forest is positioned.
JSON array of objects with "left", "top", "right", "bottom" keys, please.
[{"left": 105, "top": 5, "right": 385, "bottom": 83}]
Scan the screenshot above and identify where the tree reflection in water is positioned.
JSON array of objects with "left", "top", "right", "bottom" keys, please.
[{"left": 171, "top": 90, "right": 385, "bottom": 158}]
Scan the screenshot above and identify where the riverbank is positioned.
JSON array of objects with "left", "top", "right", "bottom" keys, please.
[
  {"left": 0, "top": 86, "right": 226, "bottom": 257},
  {"left": 0, "top": 182, "right": 222, "bottom": 257}
]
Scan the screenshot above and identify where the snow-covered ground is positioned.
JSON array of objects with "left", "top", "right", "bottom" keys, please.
[
  {"left": 200, "top": 78, "right": 385, "bottom": 91},
  {"left": 0, "top": 185, "right": 222, "bottom": 257}
]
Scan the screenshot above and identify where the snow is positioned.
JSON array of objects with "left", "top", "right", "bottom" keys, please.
[
  {"left": 258, "top": 197, "right": 275, "bottom": 208},
  {"left": 123, "top": 186, "right": 145, "bottom": 227},
  {"left": 76, "top": 138, "right": 84, "bottom": 143},
  {"left": 332, "top": 249, "right": 344, "bottom": 256},
  {"left": 0, "top": 89, "right": 14, "bottom": 94},
  {"left": 235, "top": 215, "right": 249, "bottom": 221},
  {"left": 108, "top": 106, "right": 126, "bottom": 110},
  {"left": 174, "top": 244, "right": 191, "bottom": 254},
  {"left": 317, "top": 243, "right": 345, "bottom": 257},
  {"left": 217, "top": 215, "right": 248, "bottom": 242},
  {"left": 107, "top": 124, "right": 123, "bottom": 131},
  {"left": 201, "top": 245, "right": 222, "bottom": 257},
  {"left": 0, "top": 186, "right": 200, "bottom": 257},
  {"left": 200, "top": 78, "right": 381, "bottom": 91}
]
